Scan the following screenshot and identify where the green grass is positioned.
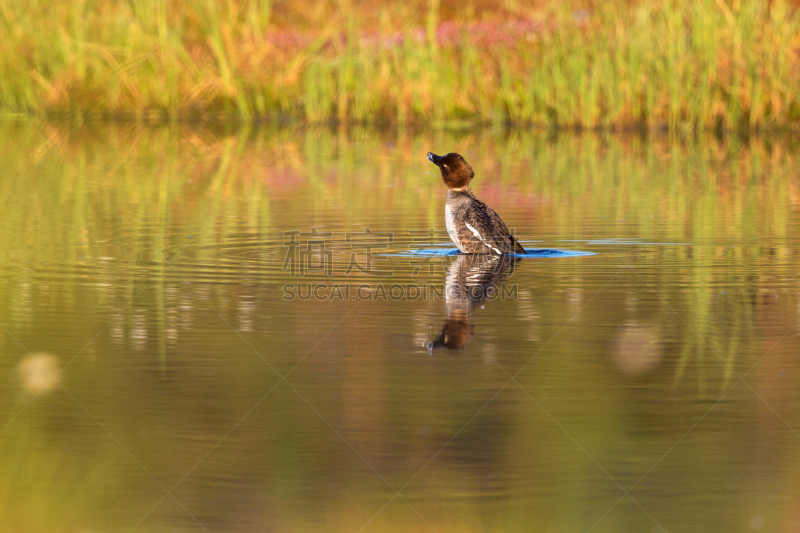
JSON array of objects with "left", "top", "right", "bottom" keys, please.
[{"left": 1, "top": 0, "right": 799, "bottom": 130}]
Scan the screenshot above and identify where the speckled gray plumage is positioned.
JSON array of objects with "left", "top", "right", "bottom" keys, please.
[{"left": 445, "top": 189, "right": 525, "bottom": 254}]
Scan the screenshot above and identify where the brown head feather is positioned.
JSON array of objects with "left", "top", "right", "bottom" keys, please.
[{"left": 428, "top": 152, "right": 474, "bottom": 190}]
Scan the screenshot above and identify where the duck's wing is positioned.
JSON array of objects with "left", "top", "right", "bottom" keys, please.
[
  {"left": 493, "top": 214, "right": 526, "bottom": 254},
  {"left": 464, "top": 200, "right": 525, "bottom": 254},
  {"left": 461, "top": 201, "right": 504, "bottom": 254}
]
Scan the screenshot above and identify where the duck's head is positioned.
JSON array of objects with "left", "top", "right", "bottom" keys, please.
[{"left": 427, "top": 152, "right": 474, "bottom": 190}]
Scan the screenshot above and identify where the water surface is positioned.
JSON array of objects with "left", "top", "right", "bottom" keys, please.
[{"left": 1, "top": 121, "right": 799, "bottom": 532}]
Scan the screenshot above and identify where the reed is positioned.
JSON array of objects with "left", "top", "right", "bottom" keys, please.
[{"left": 1, "top": 0, "right": 799, "bottom": 130}]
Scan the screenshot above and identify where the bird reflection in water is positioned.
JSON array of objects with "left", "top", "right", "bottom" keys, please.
[{"left": 427, "top": 253, "right": 518, "bottom": 351}]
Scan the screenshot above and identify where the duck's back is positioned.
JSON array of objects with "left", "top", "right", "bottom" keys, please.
[{"left": 445, "top": 190, "right": 525, "bottom": 254}]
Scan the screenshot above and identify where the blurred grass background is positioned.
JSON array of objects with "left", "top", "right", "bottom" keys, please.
[{"left": 1, "top": 0, "right": 799, "bottom": 130}]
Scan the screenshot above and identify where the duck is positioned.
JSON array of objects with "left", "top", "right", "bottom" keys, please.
[{"left": 427, "top": 152, "right": 526, "bottom": 254}]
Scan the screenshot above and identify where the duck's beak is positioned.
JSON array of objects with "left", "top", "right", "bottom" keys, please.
[{"left": 427, "top": 152, "right": 442, "bottom": 165}]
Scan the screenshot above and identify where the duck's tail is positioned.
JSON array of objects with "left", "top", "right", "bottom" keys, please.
[{"left": 511, "top": 235, "right": 526, "bottom": 254}]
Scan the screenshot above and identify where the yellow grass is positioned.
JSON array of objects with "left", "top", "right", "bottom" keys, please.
[{"left": 1, "top": 0, "right": 799, "bottom": 130}]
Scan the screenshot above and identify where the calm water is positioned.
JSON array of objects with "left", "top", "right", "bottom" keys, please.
[{"left": 1, "top": 120, "right": 799, "bottom": 532}]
